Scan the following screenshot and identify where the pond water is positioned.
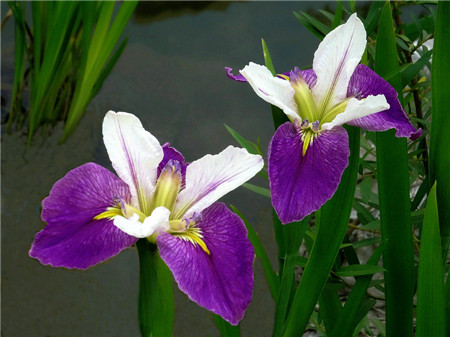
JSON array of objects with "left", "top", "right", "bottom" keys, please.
[{"left": 1, "top": 2, "right": 343, "bottom": 336}]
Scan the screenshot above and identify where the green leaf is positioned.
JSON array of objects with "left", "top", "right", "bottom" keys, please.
[
  {"left": 429, "top": 0, "right": 450, "bottom": 259},
  {"left": 261, "top": 39, "right": 289, "bottom": 129},
  {"left": 213, "top": 314, "right": 241, "bottom": 337},
  {"left": 416, "top": 183, "right": 446, "bottom": 337},
  {"left": 242, "top": 183, "right": 270, "bottom": 198},
  {"left": 136, "top": 239, "right": 173, "bottom": 337},
  {"left": 319, "top": 282, "right": 343, "bottom": 333},
  {"left": 62, "top": 1, "right": 137, "bottom": 142},
  {"left": 283, "top": 126, "right": 360, "bottom": 336},
  {"left": 293, "top": 11, "right": 330, "bottom": 39},
  {"left": 231, "top": 206, "right": 279, "bottom": 299},
  {"left": 224, "top": 124, "right": 260, "bottom": 155},
  {"left": 335, "top": 264, "right": 385, "bottom": 277},
  {"left": 359, "top": 176, "right": 374, "bottom": 204},
  {"left": 7, "top": 1, "right": 26, "bottom": 131},
  {"left": 329, "top": 245, "right": 383, "bottom": 337},
  {"left": 331, "top": 2, "right": 343, "bottom": 29},
  {"left": 272, "top": 216, "right": 309, "bottom": 337},
  {"left": 401, "top": 49, "right": 433, "bottom": 87},
  {"left": 375, "top": 3, "right": 414, "bottom": 337}
]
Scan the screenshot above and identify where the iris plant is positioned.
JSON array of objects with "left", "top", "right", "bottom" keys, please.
[
  {"left": 30, "top": 111, "right": 263, "bottom": 324},
  {"left": 227, "top": 14, "right": 421, "bottom": 223}
]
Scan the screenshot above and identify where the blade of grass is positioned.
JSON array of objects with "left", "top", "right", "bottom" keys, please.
[
  {"left": 231, "top": 206, "right": 279, "bottom": 299},
  {"left": 136, "top": 239, "right": 174, "bottom": 337},
  {"left": 429, "top": 0, "right": 450, "bottom": 260},
  {"left": 62, "top": 1, "right": 137, "bottom": 141},
  {"left": 282, "top": 125, "right": 360, "bottom": 336},
  {"left": 7, "top": 1, "right": 26, "bottom": 131},
  {"left": 416, "top": 183, "right": 446, "bottom": 337},
  {"left": 375, "top": 2, "right": 414, "bottom": 337}
]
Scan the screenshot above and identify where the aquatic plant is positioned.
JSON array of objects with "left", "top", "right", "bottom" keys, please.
[{"left": 6, "top": 1, "right": 137, "bottom": 144}]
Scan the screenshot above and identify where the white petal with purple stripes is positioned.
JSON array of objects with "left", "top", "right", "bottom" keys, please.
[
  {"left": 240, "top": 62, "right": 300, "bottom": 122},
  {"left": 103, "top": 111, "right": 163, "bottom": 214},
  {"left": 312, "top": 13, "right": 366, "bottom": 107},
  {"left": 173, "top": 146, "right": 264, "bottom": 220}
]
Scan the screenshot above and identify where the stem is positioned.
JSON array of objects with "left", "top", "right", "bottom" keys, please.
[{"left": 136, "top": 239, "right": 174, "bottom": 337}]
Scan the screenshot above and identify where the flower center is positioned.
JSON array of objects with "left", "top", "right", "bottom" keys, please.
[
  {"left": 149, "top": 160, "right": 182, "bottom": 215},
  {"left": 290, "top": 72, "right": 350, "bottom": 128}
]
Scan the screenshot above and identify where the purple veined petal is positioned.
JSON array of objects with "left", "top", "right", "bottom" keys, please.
[
  {"left": 312, "top": 13, "right": 366, "bottom": 106},
  {"left": 158, "top": 143, "right": 188, "bottom": 189},
  {"left": 103, "top": 111, "right": 164, "bottom": 213},
  {"left": 225, "top": 67, "right": 248, "bottom": 82},
  {"left": 268, "top": 122, "right": 350, "bottom": 224},
  {"left": 157, "top": 202, "right": 254, "bottom": 325},
  {"left": 346, "top": 64, "right": 422, "bottom": 139},
  {"left": 173, "top": 146, "right": 263, "bottom": 220},
  {"left": 29, "top": 163, "right": 138, "bottom": 270},
  {"left": 299, "top": 68, "right": 317, "bottom": 89},
  {"left": 239, "top": 62, "right": 301, "bottom": 123}
]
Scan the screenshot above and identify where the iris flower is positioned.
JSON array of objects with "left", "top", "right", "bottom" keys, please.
[
  {"left": 30, "top": 111, "right": 263, "bottom": 324},
  {"left": 226, "top": 14, "right": 421, "bottom": 224}
]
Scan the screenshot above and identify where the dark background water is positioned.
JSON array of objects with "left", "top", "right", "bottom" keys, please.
[{"left": 1, "top": 2, "right": 340, "bottom": 336}]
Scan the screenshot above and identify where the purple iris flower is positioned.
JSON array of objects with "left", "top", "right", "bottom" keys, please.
[
  {"left": 29, "top": 111, "right": 263, "bottom": 325},
  {"left": 226, "top": 14, "right": 421, "bottom": 224}
]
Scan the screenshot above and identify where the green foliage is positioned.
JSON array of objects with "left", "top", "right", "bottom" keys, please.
[
  {"left": 226, "top": 1, "right": 446, "bottom": 336},
  {"left": 6, "top": 1, "right": 137, "bottom": 144}
]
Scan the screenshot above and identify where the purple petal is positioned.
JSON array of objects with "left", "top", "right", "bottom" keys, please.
[
  {"left": 29, "top": 163, "right": 138, "bottom": 270},
  {"left": 347, "top": 64, "right": 422, "bottom": 139},
  {"left": 157, "top": 143, "right": 188, "bottom": 188},
  {"left": 225, "top": 67, "right": 248, "bottom": 82},
  {"left": 300, "top": 69, "right": 317, "bottom": 88},
  {"left": 157, "top": 202, "right": 254, "bottom": 325},
  {"left": 268, "top": 123, "right": 349, "bottom": 224}
]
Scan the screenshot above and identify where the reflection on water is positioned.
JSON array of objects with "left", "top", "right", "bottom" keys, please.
[
  {"left": 2, "top": 2, "right": 336, "bottom": 336},
  {"left": 133, "top": 1, "right": 232, "bottom": 24}
]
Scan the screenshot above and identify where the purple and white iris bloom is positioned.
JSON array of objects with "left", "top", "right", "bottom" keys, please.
[
  {"left": 29, "top": 111, "right": 263, "bottom": 325},
  {"left": 226, "top": 14, "right": 421, "bottom": 224}
]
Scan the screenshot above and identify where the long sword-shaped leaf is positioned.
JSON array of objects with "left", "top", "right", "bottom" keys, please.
[
  {"left": 429, "top": 1, "right": 450, "bottom": 260},
  {"left": 283, "top": 125, "right": 360, "bottom": 336},
  {"left": 62, "top": 1, "right": 137, "bottom": 142},
  {"left": 261, "top": 39, "right": 289, "bottom": 129},
  {"left": 136, "top": 239, "right": 174, "bottom": 337},
  {"left": 375, "top": 2, "right": 414, "bottom": 337},
  {"left": 329, "top": 245, "right": 383, "bottom": 337},
  {"left": 231, "top": 206, "right": 279, "bottom": 299},
  {"left": 416, "top": 183, "right": 446, "bottom": 337},
  {"left": 272, "top": 216, "right": 309, "bottom": 337},
  {"left": 7, "top": 1, "right": 26, "bottom": 130}
]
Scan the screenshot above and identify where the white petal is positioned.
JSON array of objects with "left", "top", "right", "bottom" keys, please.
[
  {"left": 173, "top": 146, "right": 264, "bottom": 219},
  {"left": 312, "top": 13, "right": 366, "bottom": 106},
  {"left": 321, "top": 95, "right": 390, "bottom": 130},
  {"left": 113, "top": 207, "right": 170, "bottom": 238},
  {"left": 240, "top": 62, "right": 301, "bottom": 123},
  {"left": 103, "top": 111, "right": 163, "bottom": 213}
]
